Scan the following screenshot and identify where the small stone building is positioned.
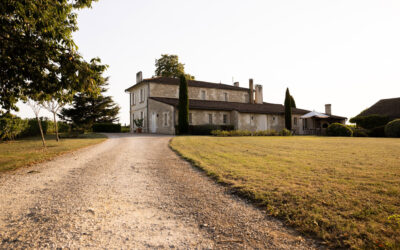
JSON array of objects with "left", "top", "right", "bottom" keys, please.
[{"left": 125, "top": 72, "right": 346, "bottom": 135}]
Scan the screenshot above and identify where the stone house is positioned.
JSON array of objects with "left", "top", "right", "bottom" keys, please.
[{"left": 125, "top": 72, "right": 346, "bottom": 135}]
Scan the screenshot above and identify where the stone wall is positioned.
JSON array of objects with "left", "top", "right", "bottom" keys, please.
[
  {"left": 129, "top": 83, "right": 149, "bottom": 132},
  {"left": 148, "top": 99, "right": 175, "bottom": 134},
  {"left": 149, "top": 82, "right": 249, "bottom": 103}
]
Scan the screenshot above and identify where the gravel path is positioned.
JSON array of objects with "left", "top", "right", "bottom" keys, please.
[{"left": 0, "top": 134, "right": 320, "bottom": 249}]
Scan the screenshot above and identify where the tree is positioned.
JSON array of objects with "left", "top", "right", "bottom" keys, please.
[
  {"left": 284, "top": 88, "right": 292, "bottom": 130},
  {"left": 154, "top": 54, "right": 195, "bottom": 80},
  {"left": 178, "top": 74, "right": 189, "bottom": 134},
  {"left": 290, "top": 95, "right": 296, "bottom": 108},
  {"left": 60, "top": 77, "right": 120, "bottom": 130},
  {"left": 42, "top": 99, "right": 66, "bottom": 142},
  {"left": 26, "top": 99, "right": 46, "bottom": 147},
  {"left": 0, "top": 0, "right": 106, "bottom": 114}
]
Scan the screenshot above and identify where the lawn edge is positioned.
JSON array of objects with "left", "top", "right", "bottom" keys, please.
[
  {"left": 0, "top": 134, "right": 108, "bottom": 173},
  {"left": 168, "top": 137, "right": 328, "bottom": 248}
]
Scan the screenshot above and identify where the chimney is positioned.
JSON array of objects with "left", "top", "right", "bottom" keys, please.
[
  {"left": 255, "top": 84, "right": 263, "bottom": 104},
  {"left": 325, "top": 104, "right": 332, "bottom": 115},
  {"left": 249, "top": 79, "right": 254, "bottom": 104},
  {"left": 136, "top": 71, "right": 143, "bottom": 83},
  {"left": 233, "top": 82, "right": 239, "bottom": 87}
]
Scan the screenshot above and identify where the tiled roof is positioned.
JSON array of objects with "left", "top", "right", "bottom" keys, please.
[
  {"left": 125, "top": 77, "right": 249, "bottom": 92},
  {"left": 358, "top": 97, "right": 400, "bottom": 120},
  {"left": 149, "top": 97, "right": 311, "bottom": 115}
]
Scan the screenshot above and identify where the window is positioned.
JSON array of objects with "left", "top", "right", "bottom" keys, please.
[
  {"left": 223, "top": 114, "right": 228, "bottom": 124},
  {"left": 132, "top": 93, "right": 136, "bottom": 105},
  {"left": 164, "top": 113, "right": 168, "bottom": 127},
  {"left": 140, "top": 111, "right": 144, "bottom": 119},
  {"left": 132, "top": 113, "right": 135, "bottom": 127},
  {"left": 189, "top": 113, "right": 193, "bottom": 124},
  {"left": 304, "top": 119, "right": 308, "bottom": 129},
  {"left": 201, "top": 90, "right": 206, "bottom": 100},
  {"left": 208, "top": 114, "right": 213, "bottom": 124},
  {"left": 294, "top": 117, "right": 297, "bottom": 126},
  {"left": 272, "top": 116, "right": 276, "bottom": 121},
  {"left": 140, "top": 89, "right": 144, "bottom": 102},
  {"left": 224, "top": 92, "right": 228, "bottom": 101}
]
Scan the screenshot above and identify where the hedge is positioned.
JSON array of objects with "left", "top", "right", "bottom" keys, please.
[
  {"left": 20, "top": 118, "right": 49, "bottom": 137},
  {"left": 92, "top": 123, "right": 121, "bottom": 133},
  {"left": 211, "top": 129, "right": 289, "bottom": 137},
  {"left": 349, "top": 115, "right": 390, "bottom": 130},
  {"left": 326, "top": 123, "right": 353, "bottom": 137},
  {"left": 385, "top": 119, "right": 400, "bottom": 137},
  {"left": 176, "top": 124, "right": 234, "bottom": 135},
  {"left": 0, "top": 115, "right": 28, "bottom": 141}
]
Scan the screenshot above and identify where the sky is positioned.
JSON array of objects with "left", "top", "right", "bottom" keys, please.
[{"left": 17, "top": 0, "right": 400, "bottom": 125}]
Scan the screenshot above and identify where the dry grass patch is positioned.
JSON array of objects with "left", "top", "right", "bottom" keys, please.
[
  {"left": 0, "top": 133, "right": 107, "bottom": 172},
  {"left": 170, "top": 136, "right": 400, "bottom": 249}
]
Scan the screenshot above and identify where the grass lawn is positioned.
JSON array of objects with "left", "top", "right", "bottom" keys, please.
[
  {"left": 170, "top": 136, "right": 400, "bottom": 249},
  {"left": 0, "top": 133, "right": 107, "bottom": 172}
]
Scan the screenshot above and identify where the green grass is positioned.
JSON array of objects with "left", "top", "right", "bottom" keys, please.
[
  {"left": 170, "top": 136, "right": 400, "bottom": 249},
  {"left": 0, "top": 133, "right": 107, "bottom": 172}
]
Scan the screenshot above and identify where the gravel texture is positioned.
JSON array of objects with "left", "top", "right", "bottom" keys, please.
[{"left": 0, "top": 134, "right": 321, "bottom": 249}]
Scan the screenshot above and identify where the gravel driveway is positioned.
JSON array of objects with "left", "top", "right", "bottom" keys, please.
[{"left": 0, "top": 134, "right": 320, "bottom": 249}]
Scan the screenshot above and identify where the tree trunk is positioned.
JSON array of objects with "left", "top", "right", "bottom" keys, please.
[
  {"left": 53, "top": 112, "right": 59, "bottom": 142},
  {"left": 36, "top": 116, "right": 46, "bottom": 147}
]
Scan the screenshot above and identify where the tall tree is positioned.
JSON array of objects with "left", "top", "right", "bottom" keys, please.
[
  {"left": 290, "top": 95, "right": 296, "bottom": 108},
  {"left": 0, "top": 0, "right": 106, "bottom": 114},
  {"left": 60, "top": 77, "right": 120, "bottom": 130},
  {"left": 26, "top": 99, "right": 46, "bottom": 147},
  {"left": 154, "top": 54, "right": 195, "bottom": 80},
  {"left": 284, "top": 88, "right": 292, "bottom": 130},
  {"left": 178, "top": 74, "right": 189, "bottom": 134}
]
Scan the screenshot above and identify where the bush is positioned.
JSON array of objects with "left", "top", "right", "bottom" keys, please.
[
  {"left": 20, "top": 117, "right": 49, "bottom": 137},
  {"left": 178, "top": 124, "right": 234, "bottom": 135},
  {"left": 352, "top": 129, "right": 368, "bottom": 137},
  {"left": 326, "top": 123, "right": 353, "bottom": 137},
  {"left": 279, "top": 128, "right": 292, "bottom": 136},
  {"left": 92, "top": 123, "right": 121, "bottom": 133},
  {"left": 350, "top": 115, "right": 390, "bottom": 130},
  {"left": 368, "top": 126, "right": 386, "bottom": 137},
  {"left": 211, "top": 129, "right": 280, "bottom": 137},
  {"left": 121, "top": 125, "right": 130, "bottom": 133},
  {"left": 0, "top": 115, "right": 28, "bottom": 141},
  {"left": 254, "top": 129, "right": 278, "bottom": 136},
  {"left": 385, "top": 119, "right": 400, "bottom": 137},
  {"left": 58, "top": 122, "right": 70, "bottom": 133}
]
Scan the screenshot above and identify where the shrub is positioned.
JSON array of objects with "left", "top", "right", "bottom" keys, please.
[
  {"left": 121, "top": 125, "right": 130, "bottom": 133},
  {"left": 327, "top": 123, "right": 353, "bottom": 137},
  {"left": 20, "top": 118, "right": 49, "bottom": 137},
  {"left": 385, "top": 119, "right": 400, "bottom": 137},
  {"left": 352, "top": 129, "right": 368, "bottom": 137},
  {"left": 92, "top": 123, "right": 121, "bottom": 133},
  {"left": 279, "top": 128, "right": 292, "bottom": 136},
  {"left": 58, "top": 122, "right": 70, "bottom": 133},
  {"left": 0, "top": 115, "right": 28, "bottom": 141},
  {"left": 350, "top": 115, "right": 390, "bottom": 130},
  {"left": 211, "top": 129, "right": 279, "bottom": 137},
  {"left": 254, "top": 129, "right": 278, "bottom": 136},
  {"left": 183, "top": 125, "right": 234, "bottom": 135},
  {"left": 368, "top": 126, "right": 386, "bottom": 137}
]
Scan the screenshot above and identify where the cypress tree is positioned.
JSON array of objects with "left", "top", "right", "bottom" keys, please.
[
  {"left": 284, "top": 88, "right": 292, "bottom": 130},
  {"left": 290, "top": 95, "right": 296, "bottom": 108},
  {"left": 178, "top": 74, "right": 189, "bottom": 134}
]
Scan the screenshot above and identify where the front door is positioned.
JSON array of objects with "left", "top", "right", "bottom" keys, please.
[{"left": 150, "top": 112, "right": 157, "bottom": 133}]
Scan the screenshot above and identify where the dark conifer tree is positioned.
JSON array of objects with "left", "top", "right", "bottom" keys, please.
[
  {"left": 178, "top": 74, "right": 189, "bottom": 134},
  {"left": 60, "top": 77, "right": 120, "bottom": 130},
  {"left": 284, "top": 88, "right": 292, "bottom": 130}
]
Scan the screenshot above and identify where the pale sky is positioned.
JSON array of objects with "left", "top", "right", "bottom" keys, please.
[{"left": 17, "top": 0, "right": 400, "bottom": 125}]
